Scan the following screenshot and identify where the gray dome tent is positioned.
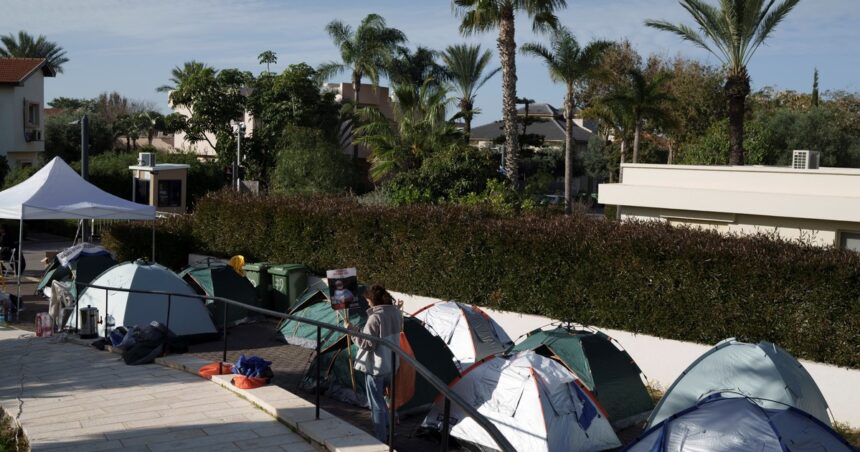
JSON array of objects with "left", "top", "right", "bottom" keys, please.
[
  {"left": 647, "top": 338, "right": 831, "bottom": 428},
  {"left": 626, "top": 393, "right": 852, "bottom": 452},
  {"left": 66, "top": 260, "right": 217, "bottom": 341}
]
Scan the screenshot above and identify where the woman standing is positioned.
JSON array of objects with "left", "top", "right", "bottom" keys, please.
[{"left": 345, "top": 284, "right": 401, "bottom": 443}]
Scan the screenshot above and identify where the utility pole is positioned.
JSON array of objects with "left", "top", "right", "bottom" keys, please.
[
  {"left": 233, "top": 122, "right": 245, "bottom": 192},
  {"left": 81, "top": 115, "right": 90, "bottom": 242}
]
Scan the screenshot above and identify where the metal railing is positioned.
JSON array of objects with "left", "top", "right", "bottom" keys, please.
[{"left": 73, "top": 281, "right": 514, "bottom": 452}]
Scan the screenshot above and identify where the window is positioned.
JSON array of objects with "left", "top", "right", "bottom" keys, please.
[
  {"left": 135, "top": 179, "right": 150, "bottom": 205},
  {"left": 26, "top": 102, "right": 40, "bottom": 128},
  {"left": 839, "top": 232, "right": 860, "bottom": 252},
  {"left": 157, "top": 179, "right": 182, "bottom": 208}
]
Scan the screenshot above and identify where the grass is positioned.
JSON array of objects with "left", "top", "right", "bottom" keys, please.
[
  {"left": 833, "top": 421, "right": 860, "bottom": 449},
  {"left": 0, "top": 409, "right": 27, "bottom": 452}
]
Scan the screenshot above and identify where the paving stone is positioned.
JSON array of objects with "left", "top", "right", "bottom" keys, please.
[{"left": 233, "top": 431, "right": 307, "bottom": 449}]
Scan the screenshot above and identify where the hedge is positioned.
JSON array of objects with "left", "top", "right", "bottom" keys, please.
[{"left": 104, "top": 191, "right": 860, "bottom": 368}]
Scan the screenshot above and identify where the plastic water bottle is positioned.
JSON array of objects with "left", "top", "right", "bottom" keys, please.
[{"left": 105, "top": 314, "right": 115, "bottom": 334}]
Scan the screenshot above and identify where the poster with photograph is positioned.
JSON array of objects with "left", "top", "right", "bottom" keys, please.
[{"left": 327, "top": 267, "right": 358, "bottom": 310}]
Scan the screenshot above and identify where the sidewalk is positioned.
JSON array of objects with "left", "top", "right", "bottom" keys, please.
[{"left": 0, "top": 327, "right": 319, "bottom": 451}]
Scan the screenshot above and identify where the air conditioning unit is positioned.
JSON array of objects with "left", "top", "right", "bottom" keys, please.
[
  {"left": 792, "top": 150, "right": 819, "bottom": 170},
  {"left": 138, "top": 152, "right": 156, "bottom": 167}
]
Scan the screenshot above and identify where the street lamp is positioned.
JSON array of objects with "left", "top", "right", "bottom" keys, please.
[{"left": 231, "top": 120, "right": 246, "bottom": 192}]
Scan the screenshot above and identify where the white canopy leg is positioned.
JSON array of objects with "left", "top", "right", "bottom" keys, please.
[
  {"left": 16, "top": 218, "right": 22, "bottom": 312},
  {"left": 151, "top": 221, "right": 155, "bottom": 263}
]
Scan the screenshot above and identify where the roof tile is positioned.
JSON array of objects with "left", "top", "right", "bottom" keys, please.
[{"left": 0, "top": 58, "right": 47, "bottom": 84}]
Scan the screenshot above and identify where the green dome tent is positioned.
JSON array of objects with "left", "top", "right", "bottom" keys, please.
[
  {"left": 280, "top": 283, "right": 460, "bottom": 413},
  {"left": 646, "top": 338, "right": 831, "bottom": 428},
  {"left": 38, "top": 244, "right": 117, "bottom": 299},
  {"left": 510, "top": 326, "right": 653, "bottom": 427},
  {"left": 179, "top": 263, "right": 261, "bottom": 327},
  {"left": 278, "top": 279, "right": 369, "bottom": 349},
  {"left": 303, "top": 315, "right": 461, "bottom": 414}
]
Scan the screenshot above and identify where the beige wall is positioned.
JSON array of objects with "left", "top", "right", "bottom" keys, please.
[
  {"left": 600, "top": 164, "right": 860, "bottom": 247},
  {"left": 619, "top": 206, "right": 860, "bottom": 247},
  {"left": 0, "top": 71, "right": 45, "bottom": 167}
]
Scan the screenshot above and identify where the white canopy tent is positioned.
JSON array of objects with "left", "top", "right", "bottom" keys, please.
[{"left": 0, "top": 157, "right": 156, "bottom": 307}]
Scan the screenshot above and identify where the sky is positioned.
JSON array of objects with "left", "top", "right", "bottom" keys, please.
[{"left": 2, "top": 0, "right": 859, "bottom": 123}]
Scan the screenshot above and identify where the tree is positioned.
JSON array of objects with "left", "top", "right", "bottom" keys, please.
[
  {"left": 812, "top": 68, "right": 820, "bottom": 108},
  {"left": 440, "top": 44, "right": 500, "bottom": 142},
  {"left": 583, "top": 100, "right": 632, "bottom": 179},
  {"left": 646, "top": 0, "right": 801, "bottom": 165},
  {"left": 602, "top": 68, "right": 674, "bottom": 163},
  {"left": 48, "top": 97, "right": 94, "bottom": 111},
  {"left": 521, "top": 27, "right": 612, "bottom": 214},
  {"left": 270, "top": 126, "right": 354, "bottom": 194},
  {"left": 454, "top": 0, "right": 567, "bottom": 184},
  {"left": 140, "top": 111, "right": 165, "bottom": 146},
  {"left": 654, "top": 55, "right": 726, "bottom": 161},
  {"left": 317, "top": 14, "right": 407, "bottom": 159},
  {"left": 387, "top": 46, "right": 447, "bottom": 90},
  {"left": 354, "top": 80, "right": 460, "bottom": 181},
  {"left": 246, "top": 63, "right": 342, "bottom": 182},
  {"left": 258, "top": 50, "right": 278, "bottom": 74},
  {"left": 0, "top": 31, "right": 68, "bottom": 73},
  {"left": 156, "top": 60, "right": 214, "bottom": 93},
  {"left": 168, "top": 67, "right": 253, "bottom": 161}
]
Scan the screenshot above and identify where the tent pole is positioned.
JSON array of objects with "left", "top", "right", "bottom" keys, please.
[{"left": 16, "top": 218, "right": 22, "bottom": 313}]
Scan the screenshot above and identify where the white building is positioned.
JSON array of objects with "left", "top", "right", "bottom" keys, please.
[
  {"left": 598, "top": 161, "right": 860, "bottom": 250},
  {"left": 0, "top": 58, "right": 55, "bottom": 168}
]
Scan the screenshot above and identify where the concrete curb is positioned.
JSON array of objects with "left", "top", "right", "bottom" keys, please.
[{"left": 156, "top": 354, "right": 389, "bottom": 452}]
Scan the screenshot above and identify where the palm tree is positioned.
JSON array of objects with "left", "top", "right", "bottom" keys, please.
[
  {"left": 583, "top": 101, "right": 633, "bottom": 175},
  {"left": 603, "top": 68, "right": 673, "bottom": 163},
  {"left": 521, "top": 27, "right": 612, "bottom": 214},
  {"left": 0, "top": 31, "right": 68, "bottom": 73},
  {"left": 453, "top": 0, "right": 566, "bottom": 184},
  {"left": 387, "top": 46, "right": 447, "bottom": 87},
  {"left": 354, "top": 80, "right": 459, "bottom": 181},
  {"left": 258, "top": 50, "right": 278, "bottom": 73},
  {"left": 141, "top": 111, "right": 165, "bottom": 146},
  {"left": 317, "top": 13, "right": 406, "bottom": 159},
  {"left": 646, "top": 0, "right": 800, "bottom": 165},
  {"left": 156, "top": 60, "right": 214, "bottom": 93},
  {"left": 441, "top": 44, "right": 500, "bottom": 143}
]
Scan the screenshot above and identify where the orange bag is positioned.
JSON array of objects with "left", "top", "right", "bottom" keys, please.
[
  {"left": 393, "top": 332, "right": 416, "bottom": 409},
  {"left": 231, "top": 375, "right": 269, "bottom": 389},
  {"left": 198, "top": 362, "right": 233, "bottom": 379}
]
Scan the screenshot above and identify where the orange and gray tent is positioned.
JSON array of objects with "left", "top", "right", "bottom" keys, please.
[
  {"left": 412, "top": 301, "right": 513, "bottom": 370},
  {"left": 422, "top": 351, "right": 621, "bottom": 452},
  {"left": 510, "top": 326, "right": 654, "bottom": 427}
]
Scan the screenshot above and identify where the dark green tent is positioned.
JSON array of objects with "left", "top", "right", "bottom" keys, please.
[
  {"left": 180, "top": 263, "right": 261, "bottom": 326},
  {"left": 279, "top": 280, "right": 369, "bottom": 349},
  {"left": 510, "top": 327, "right": 654, "bottom": 426},
  {"left": 38, "top": 253, "right": 117, "bottom": 299},
  {"left": 303, "top": 315, "right": 460, "bottom": 414},
  {"left": 280, "top": 287, "right": 460, "bottom": 414}
]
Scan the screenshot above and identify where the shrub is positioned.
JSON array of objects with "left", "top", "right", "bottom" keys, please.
[{"left": 104, "top": 192, "right": 860, "bottom": 368}]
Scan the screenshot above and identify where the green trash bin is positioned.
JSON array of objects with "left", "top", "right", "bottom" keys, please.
[
  {"left": 268, "top": 264, "right": 309, "bottom": 312},
  {"left": 243, "top": 262, "right": 272, "bottom": 309}
]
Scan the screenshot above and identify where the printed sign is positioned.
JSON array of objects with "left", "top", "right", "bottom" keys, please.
[{"left": 327, "top": 267, "right": 358, "bottom": 310}]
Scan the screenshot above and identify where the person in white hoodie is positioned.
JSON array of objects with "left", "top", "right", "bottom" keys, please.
[{"left": 345, "top": 284, "right": 401, "bottom": 443}]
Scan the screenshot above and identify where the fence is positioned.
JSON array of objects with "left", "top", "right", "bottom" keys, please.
[{"left": 73, "top": 281, "right": 514, "bottom": 452}]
